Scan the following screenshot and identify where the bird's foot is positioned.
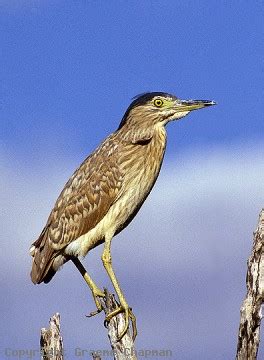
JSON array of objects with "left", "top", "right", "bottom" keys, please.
[
  {"left": 104, "top": 304, "right": 137, "bottom": 342},
  {"left": 86, "top": 287, "right": 105, "bottom": 318}
]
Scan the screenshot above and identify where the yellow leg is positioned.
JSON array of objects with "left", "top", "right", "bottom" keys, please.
[
  {"left": 101, "top": 235, "right": 137, "bottom": 341},
  {"left": 71, "top": 257, "right": 105, "bottom": 316}
]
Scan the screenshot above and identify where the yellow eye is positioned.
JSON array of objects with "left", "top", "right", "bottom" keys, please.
[{"left": 154, "top": 98, "right": 164, "bottom": 107}]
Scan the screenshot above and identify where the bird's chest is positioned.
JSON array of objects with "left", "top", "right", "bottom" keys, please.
[
  {"left": 78, "top": 127, "right": 166, "bottom": 255},
  {"left": 109, "top": 128, "right": 167, "bottom": 232}
]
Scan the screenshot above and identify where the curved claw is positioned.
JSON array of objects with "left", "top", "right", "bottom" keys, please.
[
  {"left": 104, "top": 307, "right": 121, "bottom": 327},
  {"left": 104, "top": 306, "right": 137, "bottom": 342},
  {"left": 129, "top": 309, "right": 137, "bottom": 341},
  {"left": 86, "top": 308, "right": 102, "bottom": 318},
  {"left": 117, "top": 307, "right": 129, "bottom": 341}
]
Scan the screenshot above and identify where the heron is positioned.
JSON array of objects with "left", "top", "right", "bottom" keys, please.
[{"left": 30, "top": 92, "right": 216, "bottom": 340}]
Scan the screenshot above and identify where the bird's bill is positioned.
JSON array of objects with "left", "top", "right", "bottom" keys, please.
[{"left": 177, "top": 99, "right": 216, "bottom": 112}]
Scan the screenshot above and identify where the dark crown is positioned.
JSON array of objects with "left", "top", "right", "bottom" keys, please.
[{"left": 118, "top": 92, "right": 175, "bottom": 129}]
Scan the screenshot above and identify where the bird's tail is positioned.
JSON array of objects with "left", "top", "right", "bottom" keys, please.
[{"left": 30, "top": 228, "right": 56, "bottom": 284}]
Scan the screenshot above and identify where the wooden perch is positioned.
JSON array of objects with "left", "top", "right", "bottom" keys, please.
[
  {"left": 98, "top": 289, "right": 137, "bottom": 360},
  {"left": 40, "top": 313, "right": 64, "bottom": 360},
  {"left": 236, "top": 209, "right": 264, "bottom": 360},
  {"left": 39, "top": 290, "right": 137, "bottom": 360}
]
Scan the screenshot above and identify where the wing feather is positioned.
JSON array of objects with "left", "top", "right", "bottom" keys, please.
[
  {"left": 30, "top": 135, "right": 123, "bottom": 283},
  {"left": 49, "top": 138, "right": 122, "bottom": 247}
]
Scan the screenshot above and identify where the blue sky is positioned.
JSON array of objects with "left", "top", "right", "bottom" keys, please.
[{"left": 1, "top": 1, "right": 264, "bottom": 359}]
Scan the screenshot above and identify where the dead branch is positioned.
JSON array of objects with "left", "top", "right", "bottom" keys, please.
[
  {"left": 236, "top": 209, "right": 264, "bottom": 360},
  {"left": 39, "top": 290, "right": 137, "bottom": 360},
  {"left": 97, "top": 289, "right": 137, "bottom": 360},
  {"left": 40, "top": 313, "right": 64, "bottom": 360}
]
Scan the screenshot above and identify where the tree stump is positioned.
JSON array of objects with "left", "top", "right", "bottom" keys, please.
[{"left": 236, "top": 209, "right": 264, "bottom": 360}]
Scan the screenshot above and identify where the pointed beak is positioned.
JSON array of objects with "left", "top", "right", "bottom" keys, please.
[{"left": 177, "top": 99, "right": 216, "bottom": 111}]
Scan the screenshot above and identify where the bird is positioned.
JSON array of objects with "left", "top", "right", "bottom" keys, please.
[{"left": 30, "top": 92, "right": 216, "bottom": 340}]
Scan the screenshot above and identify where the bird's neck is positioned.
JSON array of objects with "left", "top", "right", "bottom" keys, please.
[
  {"left": 118, "top": 122, "right": 167, "bottom": 146},
  {"left": 118, "top": 123, "right": 167, "bottom": 177},
  {"left": 147, "top": 124, "right": 167, "bottom": 172},
  {"left": 152, "top": 123, "right": 167, "bottom": 147},
  {"left": 115, "top": 123, "right": 167, "bottom": 210}
]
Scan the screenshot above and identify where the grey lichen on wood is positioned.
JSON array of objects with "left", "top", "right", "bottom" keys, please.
[
  {"left": 40, "top": 313, "right": 64, "bottom": 360},
  {"left": 236, "top": 209, "right": 264, "bottom": 360}
]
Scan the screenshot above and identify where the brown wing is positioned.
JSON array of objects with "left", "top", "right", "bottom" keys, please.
[{"left": 30, "top": 135, "right": 123, "bottom": 284}]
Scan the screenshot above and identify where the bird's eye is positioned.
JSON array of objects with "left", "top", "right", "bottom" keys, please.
[{"left": 154, "top": 98, "right": 164, "bottom": 107}]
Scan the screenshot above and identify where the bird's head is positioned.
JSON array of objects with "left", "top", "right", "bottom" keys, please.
[{"left": 118, "top": 92, "right": 216, "bottom": 131}]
